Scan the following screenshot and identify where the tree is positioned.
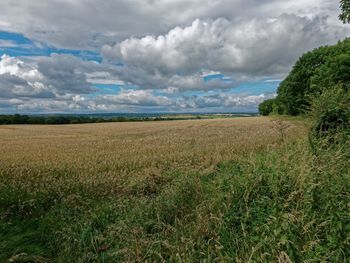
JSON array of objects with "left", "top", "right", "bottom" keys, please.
[
  {"left": 311, "top": 54, "right": 350, "bottom": 92},
  {"left": 259, "top": 99, "right": 275, "bottom": 116},
  {"left": 275, "top": 45, "right": 333, "bottom": 115},
  {"left": 264, "top": 38, "right": 350, "bottom": 116},
  {"left": 340, "top": 0, "right": 350, "bottom": 23}
]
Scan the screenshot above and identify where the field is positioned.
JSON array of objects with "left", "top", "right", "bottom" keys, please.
[
  {"left": 0, "top": 117, "right": 301, "bottom": 176},
  {"left": 1, "top": 117, "right": 350, "bottom": 262}
]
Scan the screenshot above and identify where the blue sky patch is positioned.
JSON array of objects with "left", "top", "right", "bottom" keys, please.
[
  {"left": 229, "top": 81, "right": 279, "bottom": 95},
  {"left": 0, "top": 31, "right": 101, "bottom": 61},
  {"left": 92, "top": 84, "right": 122, "bottom": 95}
]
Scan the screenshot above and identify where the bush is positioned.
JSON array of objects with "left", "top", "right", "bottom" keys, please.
[
  {"left": 313, "top": 108, "right": 349, "bottom": 138},
  {"left": 309, "top": 86, "right": 350, "bottom": 149}
]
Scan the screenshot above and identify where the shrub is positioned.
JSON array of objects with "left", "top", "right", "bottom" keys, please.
[
  {"left": 313, "top": 108, "right": 349, "bottom": 139},
  {"left": 309, "top": 86, "right": 350, "bottom": 149}
]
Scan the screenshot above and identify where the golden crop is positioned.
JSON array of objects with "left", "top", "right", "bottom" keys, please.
[
  {"left": 0, "top": 117, "right": 310, "bottom": 262},
  {"left": 0, "top": 117, "right": 304, "bottom": 183}
]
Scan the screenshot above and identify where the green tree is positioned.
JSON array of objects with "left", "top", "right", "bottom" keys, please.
[
  {"left": 265, "top": 38, "right": 350, "bottom": 116},
  {"left": 275, "top": 45, "right": 333, "bottom": 115},
  {"left": 258, "top": 99, "right": 275, "bottom": 116},
  {"left": 311, "top": 54, "right": 350, "bottom": 93},
  {"left": 340, "top": 0, "right": 350, "bottom": 23}
]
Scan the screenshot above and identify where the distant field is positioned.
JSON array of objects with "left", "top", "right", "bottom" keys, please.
[
  {"left": 0, "top": 117, "right": 307, "bottom": 262},
  {"left": 0, "top": 112, "right": 258, "bottom": 125},
  {"left": 0, "top": 117, "right": 303, "bottom": 176},
  {"left": 158, "top": 113, "right": 256, "bottom": 119}
]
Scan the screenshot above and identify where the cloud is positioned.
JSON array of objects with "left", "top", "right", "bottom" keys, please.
[
  {"left": 0, "top": 0, "right": 343, "bottom": 50},
  {"left": 96, "top": 90, "right": 172, "bottom": 107},
  {"left": 104, "top": 15, "right": 348, "bottom": 78},
  {"left": 35, "top": 54, "right": 98, "bottom": 94},
  {"left": 175, "top": 93, "right": 274, "bottom": 110},
  {"left": 0, "top": 54, "right": 119, "bottom": 100},
  {"left": 0, "top": 54, "right": 42, "bottom": 81},
  {"left": 0, "top": 40, "right": 18, "bottom": 48},
  {"left": 100, "top": 14, "right": 349, "bottom": 93},
  {"left": 85, "top": 71, "right": 125, "bottom": 85},
  {"left": 0, "top": 0, "right": 349, "bottom": 113},
  {"left": 0, "top": 53, "right": 273, "bottom": 113},
  {"left": 2, "top": 91, "right": 272, "bottom": 113},
  {"left": 0, "top": 54, "right": 173, "bottom": 112},
  {"left": 0, "top": 54, "right": 54, "bottom": 99}
]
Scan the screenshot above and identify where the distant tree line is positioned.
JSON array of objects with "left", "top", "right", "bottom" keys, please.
[
  {"left": 0, "top": 114, "right": 206, "bottom": 125},
  {"left": 0, "top": 114, "right": 135, "bottom": 125}
]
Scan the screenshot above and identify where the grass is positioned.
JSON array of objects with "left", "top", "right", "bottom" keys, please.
[{"left": 1, "top": 117, "right": 349, "bottom": 262}]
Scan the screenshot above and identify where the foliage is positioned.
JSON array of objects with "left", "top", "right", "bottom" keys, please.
[
  {"left": 220, "top": 139, "right": 350, "bottom": 262},
  {"left": 311, "top": 53, "right": 350, "bottom": 92},
  {"left": 258, "top": 98, "right": 275, "bottom": 116},
  {"left": 307, "top": 86, "right": 350, "bottom": 152},
  {"left": 340, "top": 0, "right": 350, "bottom": 23},
  {"left": 0, "top": 114, "right": 118, "bottom": 125},
  {"left": 260, "top": 38, "right": 350, "bottom": 116},
  {"left": 312, "top": 108, "right": 349, "bottom": 139}
]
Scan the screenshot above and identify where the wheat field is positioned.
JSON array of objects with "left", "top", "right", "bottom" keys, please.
[
  {"left": 0, "top": 117, "right": 303, "bottom": 174},
  {"left": 0, "top": 117, "right": 307, "bottom": 262},
  {"left": 0, "top": 117, "right": 305, "bottom": 208}
]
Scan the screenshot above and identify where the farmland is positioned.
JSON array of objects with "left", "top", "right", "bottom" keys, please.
[
  {"left": 1, "top": 117, "right": 350, "bottom": 262},
  {"left": 0, "top": 117, "right": 305, "bottom": 262},
  {"left": 1, "top": 1, "right": 350, "bottom": 262},
  {"left": 0, "top": 117, "right": 301, "bottom": 175}
]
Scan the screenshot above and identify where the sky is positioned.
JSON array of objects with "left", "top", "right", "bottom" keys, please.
[{"left": 0, "top": 0, "right": 349, "bottom": 114}]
